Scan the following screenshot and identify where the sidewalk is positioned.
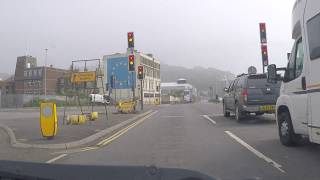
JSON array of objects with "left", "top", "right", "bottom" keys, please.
[{"left": 0, "top": 105, "right": 153, "bottom": 149}]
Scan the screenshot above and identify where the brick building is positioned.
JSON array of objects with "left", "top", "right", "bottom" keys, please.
[{"left": 13, "top": 56, "right": 69, "bottom": 95}]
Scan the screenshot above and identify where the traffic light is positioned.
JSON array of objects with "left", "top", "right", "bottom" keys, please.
[
  {"left": 261, "top": 45, "right": 269, "bottom": 66},
  {"left": 127, "top": 32, "right": 134, "bottom": 48},
  {"left": 138, "top": 65, "right": 144, "bottom": 80},
  {"left": 259, "top": 23, "right": 267, "bottom": 44},
  {"left": 128, "top": 55, "right": 135, "bottom": 71}
]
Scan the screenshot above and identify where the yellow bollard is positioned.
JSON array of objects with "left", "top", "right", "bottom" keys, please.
[
  {"left": 89, "top": 112, "right": 98, "bottom": 121},
  {"left": 78, "top": 115, "right": 87, "bottom": 124},
  {"left": 67, "top": 115, "right": 87, "bottom": 125},
  {"left": 40, "top": 102, "right": 58, "bottom": 138}
]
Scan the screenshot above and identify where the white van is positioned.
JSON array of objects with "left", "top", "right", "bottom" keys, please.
[
  {"left": 268, "top": 0, "right": 320, "bottom": 146},
  {"left": 89, "top": 94, "right": 110, "bottom": 105}
]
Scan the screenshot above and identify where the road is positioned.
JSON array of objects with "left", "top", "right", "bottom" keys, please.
[{"left": 2, "top": 103, "right": 320, "bottom": 180}]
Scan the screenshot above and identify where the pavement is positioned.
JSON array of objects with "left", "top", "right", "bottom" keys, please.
[
  {"left": 1, "top": 103, "right": 320, "bottom": 179},
  {"left": 0, "top": 105, "right": 151, "bottom": 147}
]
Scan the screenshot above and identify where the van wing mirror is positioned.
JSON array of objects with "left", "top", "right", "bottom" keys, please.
[
  {"left": 267, "top": 64, "right": 277, "bottom": 83},
  {"left": 224, "top": 88, "right": 229, "bottom": 92}
]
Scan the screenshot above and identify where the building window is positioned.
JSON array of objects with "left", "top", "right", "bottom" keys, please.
[
  {"left": 33, "top": 70, "right": 37, "bottom": 77},
  {"left": 38, "top": 69, "right": 42, "bottom": 77}
]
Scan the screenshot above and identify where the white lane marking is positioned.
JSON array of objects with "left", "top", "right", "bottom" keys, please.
[
  {"left": 225, "top": 131, "right": 286, "bottom": 173},
  {"left": 45, "top": 154, "right": 67, "bottom": 164},
  {"left": 202, "top": 115, "right": 216, "bottom": 125}
]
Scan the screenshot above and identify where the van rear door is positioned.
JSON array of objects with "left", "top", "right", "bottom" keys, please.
[{"left": 246, "top": 74, "right": 280, "bottom": 105}]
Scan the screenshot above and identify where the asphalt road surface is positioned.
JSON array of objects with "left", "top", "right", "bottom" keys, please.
[{"left": 40, "top": 103, "right": 320, "bottom": 180}]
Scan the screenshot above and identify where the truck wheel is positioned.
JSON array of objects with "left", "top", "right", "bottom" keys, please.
[
  {"left": 235, "top": 105, "right": 243, "bottom": 122},
  {"left": 278, "top": 111, "right": 301, "bottom": 146},
  {"left": 223, "top": 103, "right": 230, "bottom": 117}
]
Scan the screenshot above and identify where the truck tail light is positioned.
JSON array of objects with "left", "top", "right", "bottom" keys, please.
[{"left": 242, "top": 88, "right": 248, "bottom": 102}]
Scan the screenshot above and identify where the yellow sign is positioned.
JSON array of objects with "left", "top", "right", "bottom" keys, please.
[
  {"left": 71, "top": 72, "right": 96, "bottom": 83},
  {"left": 40, "top": 102, "right": 58, "bottom": 138}
]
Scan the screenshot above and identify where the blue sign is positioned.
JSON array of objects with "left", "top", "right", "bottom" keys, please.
[{"left": 105, "top": 56, "right": 136, "bottom": 89}]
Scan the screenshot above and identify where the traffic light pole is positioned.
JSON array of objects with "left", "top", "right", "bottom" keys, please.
[
  {"left": 140, "top": 79, "right": 143, "bottom": 111},
  {"left": 132, "top": 72, "right": 136, "bottom": 111}
]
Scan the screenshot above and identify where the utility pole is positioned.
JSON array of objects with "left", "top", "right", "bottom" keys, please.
[{"left": 44, "top": 48, "right": 48, "bottom": 97}]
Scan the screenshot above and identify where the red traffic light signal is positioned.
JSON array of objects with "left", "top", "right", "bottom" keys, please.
[
  {"left": 127, "top": 32, "right": 134, "bottom": 48},
  {"left": 128, "top": 55, "right": 135, "bottom": 71},
  {"left": 259, "top": 23, "right": 267, "bottom": 44},
  {"left": 261, "top": 45, "right": 268, "bottom": 66},
  {"left": 138, "top": 65, "right": 144, "bottom": 80}
]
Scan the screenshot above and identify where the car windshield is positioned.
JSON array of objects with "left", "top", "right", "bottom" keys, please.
[{"left": 0, "top": 0, "right": 316, "bottom": 180}]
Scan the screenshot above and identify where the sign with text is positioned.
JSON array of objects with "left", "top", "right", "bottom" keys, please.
[{"left": 71, "top": 71, "right": 96, "bottom": 83}]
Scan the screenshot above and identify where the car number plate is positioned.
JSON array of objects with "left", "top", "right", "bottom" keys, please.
[{"left": 260, "top": 105, "right": 275, "bottom": 112}]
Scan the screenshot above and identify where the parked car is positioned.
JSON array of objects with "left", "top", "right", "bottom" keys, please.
[{"left": 222, "top": 73, "right": 281, "bottom": 121}]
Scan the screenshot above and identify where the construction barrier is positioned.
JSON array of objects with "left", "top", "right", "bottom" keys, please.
[{"left": 116, "top": 100, "right": 136, "bottom": 113}]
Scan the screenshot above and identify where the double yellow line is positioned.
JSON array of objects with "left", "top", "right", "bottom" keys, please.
[
  {"left": 53, "top": 111, "right": 157, "bottom": 155},
  {"left": 96, "top": 111, "right": 157, "bottom": 147}
]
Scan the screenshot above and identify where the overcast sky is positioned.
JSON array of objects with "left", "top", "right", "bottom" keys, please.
[{"left": 0, "top": 0, "right": 294, "bottom": 75}]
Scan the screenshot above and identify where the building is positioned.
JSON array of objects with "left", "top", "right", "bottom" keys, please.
[
  {"left": 161, "top": 79, "right": 197, "bottom": 103},
  {"left": 103, "top": 52, "right": 161, "bottom": 104},
  {"left": 14, "top": 56, "right": 69, "bottom": 95}
]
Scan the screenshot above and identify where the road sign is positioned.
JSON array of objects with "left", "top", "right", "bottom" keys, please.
[
  {"left": 40, "top": 102, "right": 58, "bottom": 138},
  {"left": 71, "top": 71, "right": 96, "bottom": 83}
]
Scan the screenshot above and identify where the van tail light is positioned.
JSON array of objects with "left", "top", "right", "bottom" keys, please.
[{"left": 242, "top": 88, "right": 248, "bottom": 102}]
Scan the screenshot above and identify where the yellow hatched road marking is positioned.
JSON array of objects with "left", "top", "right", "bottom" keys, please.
[
  {"left": 97, "top": 111, "right": 157, "bottom": 146},
  {"left": 52, "top": 111, "right": 157, "bottom": 155}
]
